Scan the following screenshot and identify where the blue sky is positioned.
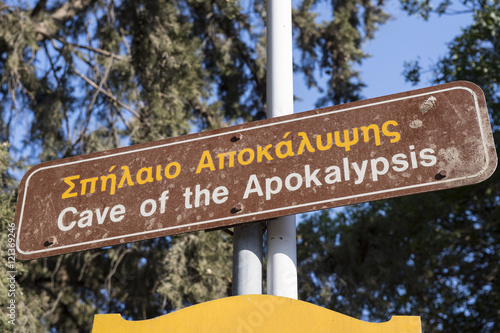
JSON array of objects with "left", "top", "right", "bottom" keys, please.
[{"left": 293, "top": 2, "right": 474, "bottom": 112}]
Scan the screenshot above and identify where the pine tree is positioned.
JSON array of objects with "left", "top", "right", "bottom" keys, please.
[
  {"left": 299, "top": 1, "right": 500, "bottom": 332},
  {"left": 0, "top": 0, "right": 388, "bottom": 331}
]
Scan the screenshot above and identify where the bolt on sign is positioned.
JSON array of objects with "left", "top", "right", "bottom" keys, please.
[{"left": 14, "top": 81, "right": 497, "bottom": 260}]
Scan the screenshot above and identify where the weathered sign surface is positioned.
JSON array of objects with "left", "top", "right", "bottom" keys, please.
[{"left": 14, "top": 81, "right": 497, "bottom": 259}]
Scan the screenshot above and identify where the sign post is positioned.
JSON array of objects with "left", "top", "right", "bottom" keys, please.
[
  {"left": 232, "top": 224, "right": 263, "bottom": 295},
  {"left": 14, "top": 82, "right": 497, "bottom": 260},
  {"left": 266, "top": 0, "right": 298, "bottom": 299}
]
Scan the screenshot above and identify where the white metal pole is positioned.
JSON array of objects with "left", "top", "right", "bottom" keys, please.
[
  {"left": 232, "top": 224, "right": 263, "bottom": 295},
  {"left": 266, "top": 0, "right": 298, "bottom": 299}
]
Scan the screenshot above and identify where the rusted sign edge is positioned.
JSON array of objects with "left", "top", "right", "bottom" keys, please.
[{"left": 15, "top": 81, "right": 497, "bottom": 258}]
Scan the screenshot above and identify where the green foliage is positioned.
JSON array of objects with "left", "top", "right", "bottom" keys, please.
[
  {"left": 0, "top": 0, "right": 389, "bottom": 331},
  {"left": 299, "top": 1, "right": 500, "bottom": 332},
  {"left": 157, "top": 231, "right": 233, "bottom": 309},
  {"left": 299, "top": 163, "right": 500, "bottom": 332},
  {"left": 0, "top": 143, "right": 45, "bottom": 332},
  {"left": 402, "top": 1, "right": 500, "bottom": 127},
  {"left": 432, "top": 1, "right": 500, "bottom": 127},
  {"left": 8, "top": 231, "right": 231, "bottom": 332},
  {"left": 1, "top": 0, "right": 390, "bottom": 162},
  {"left": 3, "top": 0, "right": 497, "bottom": 331},
  {"left": 402, "top": 59, "right": 422, "bottom": 85},
  {"left": 294, "top": 0, "right": 390, "bottom": 106}
]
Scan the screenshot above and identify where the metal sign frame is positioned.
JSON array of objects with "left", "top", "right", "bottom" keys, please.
[{"left": 14, "top": 81, "right": 497, "bottom": 260}]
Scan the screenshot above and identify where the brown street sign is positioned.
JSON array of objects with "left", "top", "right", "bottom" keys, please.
[{"left": 14, "top": 81, "right": 497, "bottom": 260}]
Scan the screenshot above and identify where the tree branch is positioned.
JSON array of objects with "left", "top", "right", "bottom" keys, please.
[
  {"left": 71, "top": 65, "right": 140, "bottom": 119},
  {"left": 53, "top": 36, "right": 128, "bottom": 61},
  {"left": 81, "top": 58, "right": 114, "bottom": 133},
  {"left": 34, "top": 0, "right": 97, "bottom": 40},
  {"left": 105, "top": 247, "right": 133, "bottom": 294}
]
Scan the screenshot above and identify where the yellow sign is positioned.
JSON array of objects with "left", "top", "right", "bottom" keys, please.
[{"left": 92, "top": 295, "right": 421, "bottom": 332}]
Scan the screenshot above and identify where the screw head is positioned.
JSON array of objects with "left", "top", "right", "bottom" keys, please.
[
  {"left": 45, "top": 236, "right": 56, "bottom": 247},
  {"left": 231, "top": 204, "right": 243, "bottom": 214},
  {"left": 435, "top": 170, "right": 448, "bottom": 180},
  {"left": 231, "top": 133, "right": 242, "bottom": 142}
]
